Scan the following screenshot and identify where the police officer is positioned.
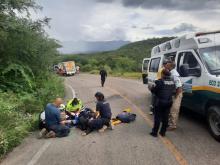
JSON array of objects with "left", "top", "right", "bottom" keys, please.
[
  {"left": 149, "top": 60, "right": 172, "bottom": 115},
  {"left": 100, "top": 69, "right": 107, "bottom": 87},
  {"left": 150, "top": 69, "right": 175, "bottom": 137}
]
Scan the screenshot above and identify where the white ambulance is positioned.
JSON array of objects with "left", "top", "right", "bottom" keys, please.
[
  {"left": 146, "top": 31, "right": 220, "bottom": 141},
  {"left": 142, "top": 58, "right": 150, "bottom": 84}
]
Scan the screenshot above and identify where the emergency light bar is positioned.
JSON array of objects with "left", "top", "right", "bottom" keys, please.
[{"left": 196, "top": 30, "right": 220, "bottom": 37}]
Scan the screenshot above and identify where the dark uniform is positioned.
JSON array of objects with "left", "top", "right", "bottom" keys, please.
[
  {"left": 96, "top": 100, "right": 112, "bottom": 125},
  {"left": 100, "top": 69, "right": 107, "bottom": 87},
  {"left": 151, "top": 76, "right": 175, "bottom": 136},
  {"left": 84, "top": 100, "right": 112, "bottom": 134}
]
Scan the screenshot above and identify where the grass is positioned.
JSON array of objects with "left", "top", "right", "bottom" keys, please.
[
  {"left": 89, "top": 70, "right": 141, "bottom": 79},
  {"left": 0, "top": 74, "right": 65, "bottom": 159},
  {"left": 112, "top": 72, "right": 142, "bottom": 79}
]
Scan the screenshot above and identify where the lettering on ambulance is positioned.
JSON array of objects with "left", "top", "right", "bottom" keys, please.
[{"left": 209, "top": 80, "right": 220, "bottom": 87}]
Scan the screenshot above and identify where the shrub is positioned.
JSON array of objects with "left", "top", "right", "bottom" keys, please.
[{"left": 89, "top": 70, "right": 100, "bottom": 74}]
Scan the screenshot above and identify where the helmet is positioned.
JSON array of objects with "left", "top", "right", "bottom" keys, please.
[
  {"left": 95, "top": 92, "right": 104, "bottom": 99},
  {"left": 71, "top": 97, "right": 79, "bottom": 105},
  {"left": 59, "top": 104, "right": 66, "bottom": 111}
]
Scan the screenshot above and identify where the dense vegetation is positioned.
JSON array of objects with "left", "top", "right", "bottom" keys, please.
[
  {"left": 56, "top": 37, "right": 174, "bottom": 77},
  {"left": 0, "top": 0, "right": 64, "bottom": 158}
]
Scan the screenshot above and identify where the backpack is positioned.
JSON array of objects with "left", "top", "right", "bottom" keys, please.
[
  {"left": 78, "top": 108, "right": 94, "bottom": 119},
  {"left": 78, "top": 108, "right": 95, "bottom": 130},
  {"left": 116, "top": 112, "right": 136, "bottom": 123}
]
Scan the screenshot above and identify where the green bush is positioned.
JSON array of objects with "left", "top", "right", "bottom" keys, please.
[
  {"left": 89, "top": 70, "right": 100, "bottom": 74},
  {"left": 0, "top": 93, "right": 34, "bottom": 157},
  {"left": 0, "top": 74, "right": 64, "bottom": 159},
  {"left": 0, "top": 0, "right": 65, "bottom": 159},
  {"left": 35, "top": 73, "right": 65, "bottom": 106}
]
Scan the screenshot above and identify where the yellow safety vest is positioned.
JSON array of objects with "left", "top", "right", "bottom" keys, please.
[{"left": 66, "top": 99, "right": 83, "bottom": 112}]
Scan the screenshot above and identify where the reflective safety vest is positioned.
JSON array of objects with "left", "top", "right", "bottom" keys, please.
[{"left": 66, "top": 99, "right": 83, "bottom": 112}]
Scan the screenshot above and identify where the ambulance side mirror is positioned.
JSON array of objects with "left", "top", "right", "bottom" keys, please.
[
  {"left": 180, "top": 64, "right": 189, "bottom": 77},
  {"left": 190, "top": 67, "right": 201, "bottom": 77}
]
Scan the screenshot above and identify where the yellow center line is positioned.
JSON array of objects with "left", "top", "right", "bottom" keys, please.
[{"left": 106, "top": 86, "right": 189, "bottom": 165}]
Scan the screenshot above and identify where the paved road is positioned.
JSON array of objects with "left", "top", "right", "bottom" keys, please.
[{"left": 1, "top": 74, "right": 220, "bottom": 165}]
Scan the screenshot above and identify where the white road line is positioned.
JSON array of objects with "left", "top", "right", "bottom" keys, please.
[
  {"left": 26, "top": 83, "right": 76, "bottom": 165},
  {"left": 67, "top": 84, "right": 76, "bottom": 98},
  {"left": 27, "top": 141, "right": 51, "bottom": 165}
]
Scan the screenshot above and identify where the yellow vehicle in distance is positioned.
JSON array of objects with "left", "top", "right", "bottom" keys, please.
[{"left": 57, "top": 61, "right": 76, "bottom": 76}]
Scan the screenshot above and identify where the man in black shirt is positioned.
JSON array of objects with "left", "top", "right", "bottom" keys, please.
[
  {"left": 82, "top": 92, "right": 113, "bottom": 136},
  {"left": 150, "top": 69, "right": 175, "bottom": 137},
  {"left": 100, "top": 69, "right": 107, "bottom": 87}
]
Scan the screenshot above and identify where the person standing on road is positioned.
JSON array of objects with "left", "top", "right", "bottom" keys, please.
[
  {"left": 76, "top": 66, "right": 80, "bottom": 74},
  {"left": 168, "top": 62, "right": 183, "bottom": 131},
  {"left": 149, "top": 60, "right": 172, "bottom": 115},
  {"left": 100, "top": 69, "right": 107, "bottom": 87},
  {"left": 149, "top": 69, "right": 175, "bottom": 137},
  {"left": 42, "top": 98, "right": 70, "bottom": 138}
]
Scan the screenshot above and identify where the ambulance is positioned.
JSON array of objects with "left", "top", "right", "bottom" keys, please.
[
  {"left": 146, "top": 31, "right": 220, "bottom": 141},
  {"left": 142, "top": 58, "right": 150, "bottom": 84},
  {"left": 58, "top": 61, "right": 76, "bottom": 76}
]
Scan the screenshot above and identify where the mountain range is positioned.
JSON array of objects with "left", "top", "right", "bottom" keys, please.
[{"left": 58, "top": 40, "right": 130, "bottom": 54}]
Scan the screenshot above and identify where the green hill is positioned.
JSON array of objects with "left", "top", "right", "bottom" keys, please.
[{"left": 57, "top": 37, "right": 174, "bottom": 74}]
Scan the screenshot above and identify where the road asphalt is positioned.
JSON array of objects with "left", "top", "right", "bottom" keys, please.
[{"left": 1, "top": 74, "right": 220, "bottom": 165}]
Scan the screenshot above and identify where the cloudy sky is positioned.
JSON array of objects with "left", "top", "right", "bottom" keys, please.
[{"left": 32, "top": 0, "right": 220, "bottom": 42}]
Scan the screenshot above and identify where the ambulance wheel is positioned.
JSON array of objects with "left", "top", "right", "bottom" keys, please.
[{"left": 207, "top": 106, "right": 220, "bottom": 142}]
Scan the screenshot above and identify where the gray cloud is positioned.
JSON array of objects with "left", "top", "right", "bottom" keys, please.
[
  {"left": 131, "top": 24, "right": 154, "bottom": 30},
  {"left": 121, "top": 0, "right": 220, "bottom": 10},
  {"left": 156, "top": 23, "right": 199, "bottom": 36},
  {"left": 131, "top": 25, "right": 137, "bottom": 29},
  {"left": 33, "top": 0, "right": 220, "bottom": 43},
  {"left": 142, "top": 25, "right": 154, "bottom": 30},
  {"left": 95, "top": 0, "right": 114, "bottom": 3},
  {"left": 173, "top": 23, "right": 197, "bottom": 33}
]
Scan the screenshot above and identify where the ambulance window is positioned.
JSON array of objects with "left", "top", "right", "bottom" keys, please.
[
  {"left": 143, "top": 60, "right": 149, "bottom": 70},
  {"left": 149, "top": 58, "right": 161, "bottom": 72},
  {"left": 177, "top": 52, "right": 184, "bottom": 73},
  {"left": 174, "top": 39, "right": 180, "bottom": 48},
  {"left": 177, "top": 51, "right": 201, "bottom": 77},
  {"left": 183, "top": 52, "right": 199, "bottom": 68},
  {"left": 165, "top": 42, "right": 172, "bottom": 50},
  {"left": 154, "top": 46, "right": 160, "bottom": 54},
  {"left": 164, "top": 52, "right": 176, "bottom": 62}
]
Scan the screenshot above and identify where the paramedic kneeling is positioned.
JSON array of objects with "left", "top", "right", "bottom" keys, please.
[
  {"left": 82, "top": 92, "right": 113, "bottom": 136},
  {"left": 45, "top": 98, "right": 70, "bottom": 138},
  {"left": 150, "top": 69, "right": 175, "bottom": 137}
]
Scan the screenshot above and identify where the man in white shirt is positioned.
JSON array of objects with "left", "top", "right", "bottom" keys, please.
[{"left": 168, "top": 62, "right": 183, "bottom": 130}]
